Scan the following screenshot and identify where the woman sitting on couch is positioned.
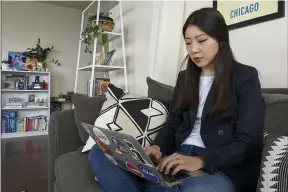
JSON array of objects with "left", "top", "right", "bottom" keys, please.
[{"left": 88, "top": 7, "right": 264, "bottom": 192}]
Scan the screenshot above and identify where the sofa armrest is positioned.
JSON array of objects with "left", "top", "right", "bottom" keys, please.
[{"left": 48, "top": 109, "right": 84, "bottom": 192}]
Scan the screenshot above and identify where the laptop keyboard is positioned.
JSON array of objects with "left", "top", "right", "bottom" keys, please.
[{"left": 158, "top": 170, "right": 190, "bottom": 183}]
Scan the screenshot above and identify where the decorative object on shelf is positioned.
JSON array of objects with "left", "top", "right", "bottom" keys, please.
[
  {"left": 26, "top": 58, "right": 37, "bottom": 71},
  {"left": 22, "top": 38, "right": 61, "bottom": 71},
  {"left": 2, "top": 80, "right": 15, "bottom": 90},
  {"left": 94, "top": 52, "right": 105, "bottom": 65},
  {"left": 81, "top": 12, "right": 114, "bottom": 54},
  {"left": 32, "top": 82, "right": 44, "bottom": 90},
  {"left": 26, "top": 94, "right": 47, "bottom": 108},
  {"left": 4, "top": 98, "right": 23, "bottom": 108},
  {"left": 43, "top": 80, "right": 48, "bottom": 90},
  {"left": 27, "top": 85, "right": 33, "bottom": 90},
  {"left": 28, "top": 94, "right": 35, "bottom": 102},
  {"left": 1, "top": 59, "right": 10, "bottom": 70},
  {"left": 102, "top": 49, "right": 116, "bottom": 66},
  {"left": 213, "top": 0, "right": 285, "bottom": 30},
  {"left": 35, "top": 76, "right": 40, "bottom": 83},
  {"left": 7, "top": 52, "right": 27, "bottom": 71}
]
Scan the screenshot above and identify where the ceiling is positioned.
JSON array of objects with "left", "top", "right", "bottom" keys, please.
[{"left": 40, "top": 1, "right": 92, "bottom": 10}]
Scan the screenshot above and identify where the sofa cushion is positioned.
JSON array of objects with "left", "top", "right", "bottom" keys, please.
[
  {"left": 263, "top": 94, "right": 288, "bottom": 135},
  {"left": 82, "top": 83, "right": 168, "bottom": 152},
  {"left": 146, "top": 77, "right": 174, "bottom": 109},
  {"left": 257, "top": 133, "right": 288, "bottom": 192},
  {"left": 72, "top": 93, "right": 106, "bottom": 143},
  {"left": 55, "top": 151, "right": 103, "bottom": 192}
]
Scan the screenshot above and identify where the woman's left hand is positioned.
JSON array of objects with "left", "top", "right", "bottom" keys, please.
[{"left": 157, "top": 153, "right": 205, "bottom": 175}]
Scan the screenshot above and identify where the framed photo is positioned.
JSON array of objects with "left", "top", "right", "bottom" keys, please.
[
  {"left": 213, "top": 0, "right": 285, "bottom": 30},
  {"left": 28, "top": 94, "right": 35, "bottom": 103},
  {"left": 26, "top": 58, "right": 37, "bottom": 71},
  {"left": 8, "top": 51, "right": 27, "bottom": 70}
]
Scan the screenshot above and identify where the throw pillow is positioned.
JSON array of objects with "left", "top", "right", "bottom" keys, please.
[
  {"left": 71, "top": 93, "right": 106, "bottom": 144},
  {"left": 146, "top": 77, "right": 174, "bottom": 110},
  {"left": 257, "top": 133, "right": 288, "bottom": 192},
  {"left": 82, "top": 84, "right": 168, "bottom": 152}
]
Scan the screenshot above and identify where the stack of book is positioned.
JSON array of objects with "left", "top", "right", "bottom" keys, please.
[
  {"left": 1, "top": 111, "right": 48, "bottom": 133},
  {"left": 87, "top": 78, "right": 110, "bottom": 97}
]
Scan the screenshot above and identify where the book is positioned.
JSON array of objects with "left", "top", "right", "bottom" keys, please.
[
  {"left": 1, "top": 112, "right": 48, "bottom": 133},
  {"left": 87, "top": 78, "right": 110, "bottom": 97}
]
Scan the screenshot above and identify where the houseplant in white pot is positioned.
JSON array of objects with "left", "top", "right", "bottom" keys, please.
[{"left": 23, "top": 38, "right": 61, "bottom": 71}]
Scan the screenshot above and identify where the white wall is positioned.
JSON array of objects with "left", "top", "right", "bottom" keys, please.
[
  {"left": 107, "top": 1, "right": 154, "bottom": 96},
  {"left": 181, "top": 1, "right": 288, "bottom": 88},
  {"left": 229, "top": 2, "right": 288, "bottom": 88},
  {"left": 2, "top": 1, "right": 81, "bottom": 96}
]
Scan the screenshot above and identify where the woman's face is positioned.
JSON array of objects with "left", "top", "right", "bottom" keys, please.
[{"left": 184, "top": 25, "right": 219, "bottom": 69}]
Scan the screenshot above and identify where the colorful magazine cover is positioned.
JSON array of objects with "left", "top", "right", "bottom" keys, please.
[{"left": 8, "top": 51, "right": 26, "bottom": 70}]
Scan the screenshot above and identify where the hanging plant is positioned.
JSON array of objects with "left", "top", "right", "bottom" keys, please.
[
  {"left": 81, "top": 12, "right": 114, "bottom": 54},
  {"left": 81, "top": 24, "right": 108, "bottom": 54}
]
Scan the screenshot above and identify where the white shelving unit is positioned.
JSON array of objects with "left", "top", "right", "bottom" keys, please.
[
  {"left": 74, "top": 0, "right": 128, "bottom": 96},
  {"left": 1, "top": 70, "right": 51, "bottom": 138}
]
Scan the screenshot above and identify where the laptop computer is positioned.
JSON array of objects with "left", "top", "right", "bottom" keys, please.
[{"left": 81, "top": 122, "right": 206, "bottom": 188}]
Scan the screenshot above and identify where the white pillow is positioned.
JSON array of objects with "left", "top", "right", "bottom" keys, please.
[
  {"left": 82, "top": 84, "right": 168, "bottom": 153},
  {"left": 82, "top": 136, "right": 96, "bottom": 152}
]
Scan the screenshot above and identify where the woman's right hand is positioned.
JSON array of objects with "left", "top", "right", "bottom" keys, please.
[{"left": 144, "top": 145, "right": 162, "bottom": 162}]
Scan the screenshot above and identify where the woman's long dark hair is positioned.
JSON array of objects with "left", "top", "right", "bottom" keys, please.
[{"left": 176, "top": 8, "right": 236, "bottom": 115}]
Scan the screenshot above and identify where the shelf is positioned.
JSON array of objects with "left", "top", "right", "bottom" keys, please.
[
  {"left": 52, "top": 100, "right": 72, "bottom": 103},
  {"left": 1, "top": 107, "right": 49, "bottom": 110},
  {"left": 1, "top": 89, "right": 49, "bottom": 92},
  {"left": 1, "top": 130, "right": 48, "bottom": 139},
  {"left": 1, "top": 70, "right": 50, "bottom": 75},
  {"left": 78, "top": 65, "right": 124, "bottom": 72},
  {"left": 80, "top": 31, "right": 122, "bottom": 43}
]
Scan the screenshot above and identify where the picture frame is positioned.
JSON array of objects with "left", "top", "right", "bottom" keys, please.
[
  {"left": 213, "top": 0, "right": 285, "bottom": 30},
  {"left": 8, "top": 51, "right": 27, "bottom": 70},
  {"left": 32, "top": 82, "right": 44, "bottom": 90}
]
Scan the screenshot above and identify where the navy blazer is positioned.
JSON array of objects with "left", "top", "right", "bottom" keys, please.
[{"left": 152, "top": 63, "right": 264, "bottom": 191}]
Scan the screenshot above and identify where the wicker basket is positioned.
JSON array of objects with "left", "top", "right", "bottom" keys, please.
[{"left": 91, "top": 20, "right": 115, "bottom": 32}]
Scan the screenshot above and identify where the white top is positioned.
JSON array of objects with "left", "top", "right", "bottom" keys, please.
[{"left": 181, "top": 76, "right": 214, "bottom": 148}]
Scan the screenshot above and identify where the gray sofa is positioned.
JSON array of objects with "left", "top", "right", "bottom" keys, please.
[{"left": 48, "top": 77, "right": 288, "bottom": 192}]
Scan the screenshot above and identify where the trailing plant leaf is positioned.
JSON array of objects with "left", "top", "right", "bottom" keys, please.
[
  {"left": 1, "top": 59, "right": 9, "bottom": 64},
  {"left": 81, "top": 21, "right": 110, "bottom": 53},
  {"left": 102, "top": 34, "right": 108, "bottom": 45}
]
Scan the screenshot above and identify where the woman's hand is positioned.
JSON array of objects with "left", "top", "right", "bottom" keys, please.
[
  {"left": 143, "top": 145, "right": 162, "bottom": 162},
  {"left": 157, "top": 153, "right": 205, "bottom": 175}
]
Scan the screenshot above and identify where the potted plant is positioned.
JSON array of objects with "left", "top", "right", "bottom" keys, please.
[
  {"left": 81, "top": 12, "right": 115, "bottom": 54},
  {"left": 23, "top": 38, "right": 61, "bottom": 71},
  {"left": 1, "top": 59, "right": 10, "bottom": 70}
]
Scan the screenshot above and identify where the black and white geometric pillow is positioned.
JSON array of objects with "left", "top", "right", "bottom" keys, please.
[
  {"left": 257, "top": 133, "right": 288, "bottom": 192},
  {"left": 82, "top": 84, "right": 168, "bottom": 152}
]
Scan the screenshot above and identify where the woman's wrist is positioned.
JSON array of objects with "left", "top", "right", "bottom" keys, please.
[{"left": 190, "top": 156, "right": 205, "bottom": 169}]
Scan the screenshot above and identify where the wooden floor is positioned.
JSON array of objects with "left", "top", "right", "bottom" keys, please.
[{"left": 1, "top": 136, "right": 48, "bottom": 192}]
